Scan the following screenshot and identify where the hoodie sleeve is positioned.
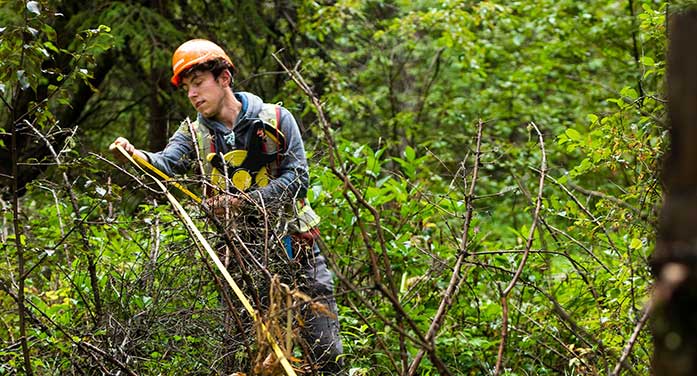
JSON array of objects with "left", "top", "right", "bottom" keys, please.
[
  {"left": 249, "top": 107, "right": 308, "bottom": 205},
  {"left": 140, "top": 122, "right": 196, "bottom": 177}
]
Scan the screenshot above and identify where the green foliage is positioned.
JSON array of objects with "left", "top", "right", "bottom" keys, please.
[
  {"left": 0, "top": 0, "right": 671, "bottom": 374},
  {"left": 296, "top": 0, "right": 667, "bottom": 373}
]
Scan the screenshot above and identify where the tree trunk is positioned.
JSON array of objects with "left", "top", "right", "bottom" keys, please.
[
  {"left": 651, "top": 9, "right": 697, "bottom": 376},
  {"left": 148, "top": 54, "right": 169, "bottom": 151}
]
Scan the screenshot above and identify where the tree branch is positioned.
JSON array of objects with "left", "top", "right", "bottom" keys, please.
[{"left": 494, "top": 122, "right": 546, "bottom": 375}]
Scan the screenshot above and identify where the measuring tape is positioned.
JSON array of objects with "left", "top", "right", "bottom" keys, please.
[{"left": 110, "top": 143, "right": 297, "bottom": 376}]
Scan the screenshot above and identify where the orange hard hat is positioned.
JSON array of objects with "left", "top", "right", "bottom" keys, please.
[{"left": 171, "top": 39, "right": 234, "bottom": 86}]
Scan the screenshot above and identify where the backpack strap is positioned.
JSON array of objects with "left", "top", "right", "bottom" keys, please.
[{"left": 257, "top": 103, "right": 286, "bottom": 168}]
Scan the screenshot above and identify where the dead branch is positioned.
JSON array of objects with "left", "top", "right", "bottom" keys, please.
[
  {"left": 568, "top": 182, "right": 640, "bottom": 214},
  {"left": 9, "top": 71, "right": 33, "bottom": 376},
  {"left": 27, "top": 121, "right": 103, "bottom": 324},
  {"left": 273, "top": 54, "right": 451, "bottom": 374},
  {"left": 407, "top": 120, "right": 484, "bottom": 375},
  {"left": 545, "top": 173, "right": 620, "bottom": 257},
  {"left": 23, "top": 296, "right": 139, "bottom": 376},
  {"left": 611, "top": 300, "right": 652, "bottom": 376},
  {"left": 468, "top": 259, "right": 638, "bottom": 376},
  {"left": 494, "top": 122, "right": 546, "bottom": 376}
]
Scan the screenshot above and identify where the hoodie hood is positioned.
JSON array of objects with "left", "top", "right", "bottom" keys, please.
[
  {"left": 197, "top": 91, "right": 264, "bottom": 131},
  {"left": 196, "top": 91, "right": 265, "bottom": 154}
]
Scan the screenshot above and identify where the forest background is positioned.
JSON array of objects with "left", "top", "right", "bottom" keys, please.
[{"left": 0, "top": 0, "right": 679, "bottom": 374}]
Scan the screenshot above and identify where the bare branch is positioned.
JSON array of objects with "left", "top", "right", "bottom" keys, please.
[
  {"left": 273, "top": 53, "right": 451, "bottom": 374},
  {"left": 27, "top": 122, "right": 103, "bottom": 324},
  {"left": 407, "top": 120, "right": 484, "bottom": 375},
  {"left": 494, "top": 122, "right": 546, "bottom": 375},
  {"left": 611, "top": 300, "right": 652, "bottom": 376}
]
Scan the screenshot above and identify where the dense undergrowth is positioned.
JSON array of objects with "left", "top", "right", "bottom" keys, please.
[{"left": 1, "top": 0, "right": 670, "bottom": 374}]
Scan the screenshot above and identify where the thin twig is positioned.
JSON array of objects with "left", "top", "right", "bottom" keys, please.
[
  {"left": 468, "top": 260, "right": 638, "bottom": 376},
  {"left": 27, "top": 122, "right": 103, "bottom": 324},
  {"left": 23, "top": 296, "right": 139, "bottom": 376},
  {"left": 545, "top": 173, "right": 620, "bottom": 256},
  {"left": 10, "top": 33, "right": 32, "bottom": 373},
  {"left": 407, "top": 120, "right": 484, "bottom": 375},
  {"left": 274, "top": 54, "right": 451, "bottom": 374},
  {"left": 610, "top": 300, "right": 652, "bottom": 376},
  {"left": 494, "top": 122, "right": 546, "bottom": 375},
  {"left": 568, "top": 182, "right": 640, "bottom": 214}
]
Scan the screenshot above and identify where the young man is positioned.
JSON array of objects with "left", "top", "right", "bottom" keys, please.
[{"left": 111, "top": 39, "right": 343, "bottom": 373}]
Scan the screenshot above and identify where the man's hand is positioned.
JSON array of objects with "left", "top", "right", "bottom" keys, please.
[
  {"left": 109, "top": 137, "right": 145, "bottom": 162},
  {"left": 206, "top": 194, "right": 242, "bottom": 218}
]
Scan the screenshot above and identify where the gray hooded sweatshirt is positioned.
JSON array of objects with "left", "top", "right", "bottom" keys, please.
[{"left": 141, "top": 92, "right": 309, "bottom": 207}]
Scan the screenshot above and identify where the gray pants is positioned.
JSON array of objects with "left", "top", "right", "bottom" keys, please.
[
  {"left": 220, "top": 243, "right": 343, "bottom": 374},
  {"left": 300, "top": 250, "right": 344, "bottom": 373}
]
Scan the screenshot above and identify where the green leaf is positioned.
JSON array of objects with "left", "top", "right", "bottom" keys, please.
[
  {"left": 629, "top": 238, "right": 642, "bottom": 250},
  {"left": 620, "top": 86, "right": 638, "bottom": 100},
  {"left": 640, "top": 56, "right": 655, "bottom": 66},
  {"left": 565, "top": 128, "right": 582, "bottom": 141},
  {"left": 404, "top": 146, "right": 415, "bottom": 162},
  {"left": 44, "top": 41, "right": 59, "bottom": 54}
]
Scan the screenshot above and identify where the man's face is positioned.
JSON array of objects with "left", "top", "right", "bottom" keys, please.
[{"left": 180, "top": 70, "right": 227, "bottom": 118}]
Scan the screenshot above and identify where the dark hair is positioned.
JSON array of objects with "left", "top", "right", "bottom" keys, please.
[{"left": 180, "top": 58, "right": 234, "bottom": 88}]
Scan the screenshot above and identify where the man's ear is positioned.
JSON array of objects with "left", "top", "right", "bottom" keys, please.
[{"left": 219, "top": 69, "right": 233, "bottom": 88}]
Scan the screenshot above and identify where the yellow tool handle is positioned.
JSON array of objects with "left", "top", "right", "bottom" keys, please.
[
  {"left": 110, "top": 143, "right": 297, "bottom": 376},
  {"left": 167, "top": 191, "right": 297, "bottom": 376},
  {"left": 109, "top": 143, "right": 202, "bottom": 203}
]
